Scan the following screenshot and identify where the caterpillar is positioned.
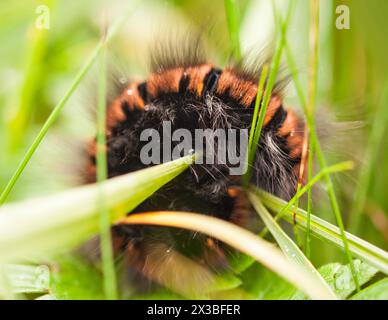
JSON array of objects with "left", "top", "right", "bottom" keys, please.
[{"left": 84, "top": 38, "right": 305, "bottom": 294}]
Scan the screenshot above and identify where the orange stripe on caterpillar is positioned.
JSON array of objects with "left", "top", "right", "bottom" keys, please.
[
  {"left": 147, "top": 67, "right": 184, "bottom": 98},
  {"left": 87, "top": 139, "right": 97, "bottom": 157},
  {"left": 277, "top": 109, "right": 299, "bottom": 137},
  {"left": 227, "top": 186, "right": 251, "bottom": 228},
  {"left": 85, "top": 162, "right": 96, "bottom": 184},
  {"left": 276, "top": 109, "right": 305, "bottom": 160},
  {"left": 106, "top": 82, "right": 145, "bottom": 136},
  {"left": 106, "top": 99, "right": 126, "bottom": 136},
  {"left": 185, "top": 64, "right": 213, "bottom": 96},
  {"left": 125, "top": 82, "right": 145, "bottom": 110},
  {"left": 215, "top": 69, "right": 283, "bottom": 128},
  {"left": 85, "top": 139, "right": 111, "bottom": 183},
  {"left": 216, "top": 69, "right": 257, "bottom": 107},
  {"left": 287, "top": 134, "right": 304, "bottom": 159},
  {"left": 263, "top": 95, "right": 282, "bottom": 126}
]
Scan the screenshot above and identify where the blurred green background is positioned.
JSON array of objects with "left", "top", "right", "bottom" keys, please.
[{"left": 0, "top": 0, "right": 387, "bottom": 270}]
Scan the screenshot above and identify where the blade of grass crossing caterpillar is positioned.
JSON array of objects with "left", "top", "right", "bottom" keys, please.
[
  {"left": 247, "top": 190, "right": 337, "bottom": 299},
  {"left": 0, "top": 155, "right": 195, "bottom": 264},
  {"left": 120, "top": 211, "right": 338, "bottom": 299},
  {"left": 257, "top": 189, "right": 388, "bottom": 275},
  {"left": 243, "top": 0, "right": 294, "bottom": 185}
]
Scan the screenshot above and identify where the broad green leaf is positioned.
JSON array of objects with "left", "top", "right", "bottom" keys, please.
[
  {"left": 351, "top": 278, "right": 388, "bottom": 300},
  {"left": 318, "top": 260, "right": 377, "bottom": 298},
  {"left": 240, "top": 262, "right": 297, "bottom": 300},
  {"left": 50, "top": 255, "right": 104, "bottom": 300},
  {"left": 292, "top": 259, "right": 378, "bottom": 299},
  {"left": 0, "top": 155, "right": 194, "bottom": 264},
  {"left": 228, "top": 251, "right": 255, "bottom": 274},
  {"left": 2, "top": 263, "right": 50, "bottom": 294}
]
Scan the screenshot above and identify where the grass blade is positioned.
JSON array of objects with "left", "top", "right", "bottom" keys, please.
[
  {"left": 243, "top": 64, "right": 268, "bottom": 187},
  {"left": 276, "top": 0, "right": 360, "bottom": 290},
  {"left": 96, "top": 37, "right": 117, "bottom": 299},
  {"left": 0, "top": 154, "right": 194, "bottom": 264},
  {"left": 120, "top": 211, "right": 338, "bottom": 299},
  {"left": 258, "top": 189, "right": 388, "bottom": 274},
  {"left": 243, "top": 0, "right": 294, "bottom": 185},
  {"left": 0, "top": 2, "right": 139, "bottom": 205},
  {"left": 348, "top": 83, "right": 388, "bottom": 233},
  {"left": 224, "top": 0, "right": 241, "bottom": 60},
  {"left": 350, "top": 278, "right": 388, "bottom": 300},
  {"left": 248, "top": 190, "right": 337, "bottom": 299},
  {"left": 259, "top": 160, "right": 354, "bottom": 236},
  {"left": 304, "top": 0, "right": 321, "bottom": 258},
  {"left": 7, "top": 27, "right": 47, "bottom": 152}
]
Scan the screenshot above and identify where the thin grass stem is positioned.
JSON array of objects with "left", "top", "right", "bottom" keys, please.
[
  {"left": 348, "top": 83, "right": 388, "bottom": 233},
  {"left": 224, "top": 0, "right": 242, "bottom": 60},
  {"left": 243, "top": 0, "right": 294, "bottom": 185},
  {"left": 96, "top": 37, "right": 118, "bottom": 300}
]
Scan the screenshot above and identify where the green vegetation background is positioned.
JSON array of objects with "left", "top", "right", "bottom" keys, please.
[{"left": 0, "top": 0, "right": 387, "bottom": 298}]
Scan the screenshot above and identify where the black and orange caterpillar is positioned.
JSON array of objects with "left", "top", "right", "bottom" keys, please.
[{"left": 84, "top": 39, "right": 305, "bottom": 291}]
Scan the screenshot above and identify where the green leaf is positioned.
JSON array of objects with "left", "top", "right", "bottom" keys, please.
[
  {"left": 227, "top": 251, "right": 256, "bottom": 274},
  {"left": 2, "top": 263, "right": 50, "bottom": 294},
  {"left": 240, "top": 262, "right": 297, "bottom": 300},
  {"left": 248, "top": 189, "right": 337, "bottom": 299},
  {"left": 50, "top": 255, "right": 104, "bottom": 300},
  {"left": 351, "top": 278, "right": 388, "bottom": 300},
  {"left": 0, "top": 155, "right": 194, "bottom": 264},
  {"left": 319, "top": 260, "right": 377, "bottom": 298},
  {"left": 292, "top": 259, "right": 378, "bottom": 299}
]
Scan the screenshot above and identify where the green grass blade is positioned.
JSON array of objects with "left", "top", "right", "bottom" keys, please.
[
  {"left": 258, "top": 189, "right": 388, "bottom": 274},
  {"left": 224, "top": 0, "right": 241, "bottom": 60},
  {"left": 248, "top": 191, "right": 337, "bottom": 299},
  {"left": 0, "top": 2, "right": 139, "bottom": 206},
  {"left": 277, "top": 0, "right": 360, "bottom": 290},
  {"left": 7, "top": 27, "right": 47, "bottom": 152},
  {"left": 348, "top": 83, "right": 388, "bottom": 233},
  {"left": 96, "top": 40, "right": 117, "bottom": 300},
  {"left": 247, "top": 64, "right": 269, "bottom": 153},
  {"left": 234, "top": 161, "right": 351, "bottom": 274},
  {"left": 243, "top": 64, "right": 268, "bottom": 186},
  {"left": 0, "top": 154, "right": 195, "bottom": 264},
  {"left": 121, "top": 211, "right": 338, "bottom": 299},
  {"left": 259, "top": 160, "right": 354, "bottom": 237},
  {"left": 315, "top": 139, "right": 360, "bottom": 290},
  {"left": 350, "top": 278, "right": 388, "bottom": 300},
  {"left": 243, "top": 0, "right": 294, "bottom": 185}
]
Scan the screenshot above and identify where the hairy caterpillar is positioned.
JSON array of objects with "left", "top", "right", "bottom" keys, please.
[{"left": 84, "top": 38, "right": 305, "bottom": 293}]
